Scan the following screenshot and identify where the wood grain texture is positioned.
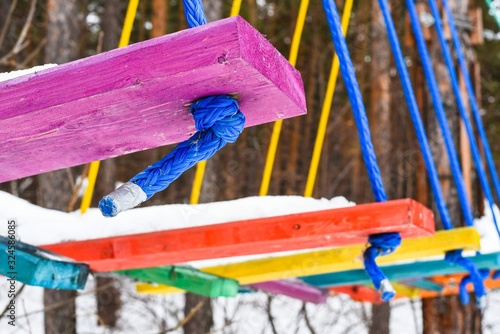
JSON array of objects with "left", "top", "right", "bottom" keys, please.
[
  {"left": 41, "top": 199, "right": 434, "bottom": 272},
  {"left": 0, "top": 16, "right": 306, "bottom": 182}
]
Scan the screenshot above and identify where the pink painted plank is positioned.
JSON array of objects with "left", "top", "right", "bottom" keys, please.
[
  {"left": 0, "top": 16, "right": 306, "bottom": 182},
  {"left": 250, "top": 280, "right": 328, "bottom": 304}
]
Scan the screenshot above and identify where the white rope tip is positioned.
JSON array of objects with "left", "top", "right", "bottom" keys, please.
[
  {"left": 98, "top": 182, "right": 147, "bottom": 217},
  {"left": 379, "top": 279, "right": 396, "bottom": 302}
]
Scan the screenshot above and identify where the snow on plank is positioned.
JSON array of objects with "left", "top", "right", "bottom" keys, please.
[
  {"left": 40, "top": 199, "right": 434, "bottom": 272},
  {"left": 0, "top": 16, "right": 305, "bottom": 182}
]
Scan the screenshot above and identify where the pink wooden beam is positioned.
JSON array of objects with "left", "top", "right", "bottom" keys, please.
[
  {"left": 0, "top": 16, "right": 305, "bottom": 182},
  {"left": 250, "top": 280, "right": 328, "bottom": 304}
]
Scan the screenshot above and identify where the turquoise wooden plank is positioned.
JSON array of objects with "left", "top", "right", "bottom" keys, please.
[
  {"left": 119, "top": 266, "right": 239, "bottom": 297},
  {"left": 301, "top": 253, "right": 500, "bottom": 288},
  {"left": 0, "top": 236, "right": 89, "bottom": 290},
  {"left": 403, "top": 279, "right": 444, "bottom": 292}
]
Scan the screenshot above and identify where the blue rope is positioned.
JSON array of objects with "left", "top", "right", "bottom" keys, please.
[
  {"left": 322, "top": 0, "right": 399, "bottom": 301},
  {"left": 99, "top": 96, "right": 245, "bottom": 216},
  {"left": 182, "top": 0, "right": 207, "bottom": 28},
  {"left": 99, "top": 1, "right": 244, "bottom": 216},
  {"left": 440, "top": 0, "right": 500, "bottom": 237},
  {"left": 406, "top": 0, "right": 487, "bottom": 306},
  {"left": 494, "top": 270, "right": 500, "bottom": 280},
  {"left": 458, "top": 268, "right": 489, "bottom": 306},
  {"left": 363, "top": 233, "right": 401, "bottom": 301},
  {"left": 443, "top": 0, "right": 500, "bottom": 203},
  {"left": 406, "top": 0, "right": 474, "bottom": 227},
  {"left": 446, "top": 250, "right": 487, "bottom": 306},
  {"left": 131, "top": 96, "right": 244, "bottom": 198},
  {"left": 321, "top": 0, "right": 387, "bottom": 203},
  {"left": 428, "top": 0, "right": 500, "bottom": 238},
  {"left": 376, "top": 0, "right": 453, "bottom": 230}
]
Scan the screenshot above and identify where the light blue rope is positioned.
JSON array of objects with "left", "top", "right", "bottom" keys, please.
[
  {"left": 322, "top": 0, "right": 399, "bottom": 301},
  {"left": 406, "top": 0, "right": 474, "bottom": 227},
  {"left": 99, "top": 1, "right": 243, "bottom": 217},
  {"left": 440, "top": 0, "right": 500, "bottom": 234},
  {"left": 428, "top": 0, "right": 500, "bottom": 238},
  {"left": 376, "top": 0, "right": 453, "bottom": 230}
]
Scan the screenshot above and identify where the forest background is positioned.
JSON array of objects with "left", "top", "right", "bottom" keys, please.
[{"left": 1, "top": 0, "right": 500, "bottom": 333}]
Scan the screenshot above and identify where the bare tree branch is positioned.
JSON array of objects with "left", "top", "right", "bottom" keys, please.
[
  {"left": 266, "top": 295, "right": 278, "bottom": 334},
  {"left": 162, "top": 300, "right": 204, "bottom": 333},
  {"left": 301, "top": 302, "right": 317, "bottom": 334},
  {"left": 0, "top": 0, "right": 18, "bottom": 49},
  {"left": 0, "top": 0, "right": 37, "bottom": 65}
]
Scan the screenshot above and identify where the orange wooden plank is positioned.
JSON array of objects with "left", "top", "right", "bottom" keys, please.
[
  {"left": 330, "top": 285, "right": 384, "bottom": 304},
  {"left": 41, "top": 199, "right": 434, "bottom": 272},
  {"left": 419, "top": 272, "right": 500, "bottom": 299}
]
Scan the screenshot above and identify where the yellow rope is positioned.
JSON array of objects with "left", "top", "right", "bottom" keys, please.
[
  {"left": 304, "top": 0, "right": 354, "bottom": 197},
  {"left": 189, "top": 0, "right": 243, "bottom": 205},
  {"left": 80, "top": 0, "right": 140, "bottom": 214},
  {"left": 259, "top": 0, "right": 310, "bottom": 196}
]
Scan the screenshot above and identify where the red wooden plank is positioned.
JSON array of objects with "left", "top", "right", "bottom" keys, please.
[
  {"left": 0, "top": 16, "right": 305, "bottom": 182},
  {"left": 329, "top": 285, "right": 384, "bottom": 304},
  {"left": 41, "top": 199, "right": 434, "bottom": 272}
]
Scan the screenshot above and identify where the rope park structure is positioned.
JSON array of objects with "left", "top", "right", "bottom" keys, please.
[{"left": 1, "top": 0, "right": 500, "bottom": 309}]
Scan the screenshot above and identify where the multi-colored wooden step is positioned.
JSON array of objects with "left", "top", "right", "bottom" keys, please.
[
  {"left": 135, "top": 228, "right": 477, "bottom": 294},
  {"left": 301, "top": 252, "right": 500, "bottom": 288},
  {"left": 41, "top": 199, "right": 434, "bottom": 272},
  {"left": 0, "top": 16, "right": 306, "bottom": 182}
]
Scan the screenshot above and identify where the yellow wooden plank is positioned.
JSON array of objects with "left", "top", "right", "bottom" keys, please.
[
  {"left": 136, "top": 228, "right": 480, "bottom": 294},
  {"left": 136, "top": 283, "right": 184, "bottom": 294},
  {"left": 391, "top": 282, "right": 420, "bottom": 299}
]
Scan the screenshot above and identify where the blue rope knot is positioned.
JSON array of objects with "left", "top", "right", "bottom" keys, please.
[
  {"left": 99, "top": 95, "right": 245, "bottom": 217},
  {"left": 459, "top": 269, "right": 490, "bottom": 306},
  {"left": 445, "top": 249, "right": 487, "bottom": 308},
  {"left": 363, "top": 232, "right": 401, "bottom": 302}
]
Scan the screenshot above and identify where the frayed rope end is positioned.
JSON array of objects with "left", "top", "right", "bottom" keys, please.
[{"left": 98, "top": 182, "right": 147, "bottom": 217}]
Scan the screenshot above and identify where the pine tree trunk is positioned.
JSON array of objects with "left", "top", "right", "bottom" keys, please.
[
  {"left": 41, "top": 1, "right": 81, "bottom": 333},
  {"left": 369, "top": 0, "right": 392, "bottom": 332}
]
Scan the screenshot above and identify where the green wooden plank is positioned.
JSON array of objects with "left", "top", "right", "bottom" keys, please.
[{"left": 119, "top": 266, "right": 239, "bottom": 297}]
